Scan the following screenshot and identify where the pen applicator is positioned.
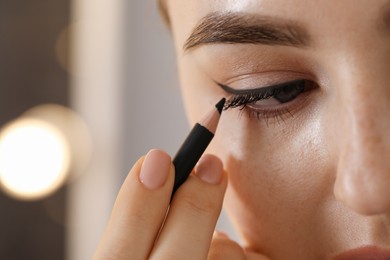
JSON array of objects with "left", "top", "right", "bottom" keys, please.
[{"left": 172, "top": 98, "right": 226, "bottom": 196}]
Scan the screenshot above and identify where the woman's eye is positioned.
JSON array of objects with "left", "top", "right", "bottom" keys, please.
[
  {"left": 273, "top": 82, "right": 305, "bottom": 103},
  {"left": 222, "top": 79, "right": 312, "bottom": 109},
  {"left": 220, "top": 79, "right": 317, "bottom": 123}
]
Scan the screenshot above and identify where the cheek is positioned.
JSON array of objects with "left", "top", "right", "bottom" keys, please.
[
  {"left": 215, "top": 110, "right": 330, "bottom": 203},
  {"left": 209, "top": 110, "right": 332, "bottom": 243}
]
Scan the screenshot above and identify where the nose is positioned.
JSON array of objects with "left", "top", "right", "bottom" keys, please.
[{"left": 333, "top": 68, "right": 390, "bottom": 215}]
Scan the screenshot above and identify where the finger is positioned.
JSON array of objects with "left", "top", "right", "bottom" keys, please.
[
  {"left": 208, "top": 232, "right": 246, "bottom": 260},
  {"left": 94, "top": 149, "right": 174, "bottom": 260},
  {"left": 150, "top": 154, "right": 227, "bottom": 259}
]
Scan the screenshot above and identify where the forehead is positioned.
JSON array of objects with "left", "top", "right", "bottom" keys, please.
[
  {"left": 167, "top": 0, "right": 389, "bottom": 50},
  {"left": 167, "top": 0, "right": 387, "bottom": 20}
]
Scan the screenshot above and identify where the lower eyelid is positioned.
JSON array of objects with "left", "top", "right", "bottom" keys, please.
[{"left": 247, "top": 108, "right": 294, "bottom": 124}]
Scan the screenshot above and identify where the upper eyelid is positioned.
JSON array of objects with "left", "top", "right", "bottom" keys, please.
[{"left": 216, "top": 79, "right": 306, "bottom": 95}]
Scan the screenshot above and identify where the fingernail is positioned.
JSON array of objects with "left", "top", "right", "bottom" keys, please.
[
  {"left": 195, "top": 154, "right": 223, "bottom": 184},
  {"left": 139, "top": 149, "right": 171, "bottom": 189}
]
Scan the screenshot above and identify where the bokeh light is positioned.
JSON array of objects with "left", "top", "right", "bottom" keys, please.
[
  {"left": 23, "top": 104, "right": 92, "bottom": 183},
  {"left": 0, "top": 118, "right": 70, "bottom": 200}
]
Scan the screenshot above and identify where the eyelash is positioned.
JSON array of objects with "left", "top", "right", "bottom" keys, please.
[{"left": 219, "top": 79, "right": 316, "bottom": 123}]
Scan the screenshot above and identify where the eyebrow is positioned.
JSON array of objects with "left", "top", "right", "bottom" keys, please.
[{"left": 184, "top": 12, "right": 311, "bottom": 51}]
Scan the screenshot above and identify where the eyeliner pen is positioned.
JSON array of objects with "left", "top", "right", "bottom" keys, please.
[{"left": 171, "top": 98, "right": 226, "bottom": 197}]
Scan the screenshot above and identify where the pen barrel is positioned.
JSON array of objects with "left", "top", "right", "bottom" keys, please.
[{"left": 172, "top": 123, "right": 214, "bottom": 195}]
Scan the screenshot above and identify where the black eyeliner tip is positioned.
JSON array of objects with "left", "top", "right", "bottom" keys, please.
[{"left": 215, "top": 98, "right": 226, "bottom": 114}]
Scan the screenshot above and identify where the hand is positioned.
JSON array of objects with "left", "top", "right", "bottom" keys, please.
[
  {"left": 208, "top": 231, "right": 270, "bottom": 260},
  {"left": 93, "top": 149, "right": 228, "bottom": 259}
]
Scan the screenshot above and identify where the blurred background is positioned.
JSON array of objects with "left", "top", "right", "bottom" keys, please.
[{"left": 0, "top": 1, "right": 234, "bottom": 259}]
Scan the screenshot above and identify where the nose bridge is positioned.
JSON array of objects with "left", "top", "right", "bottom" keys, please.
[{"left": 333, "top": 61, "right": 390, "bottom": 215}]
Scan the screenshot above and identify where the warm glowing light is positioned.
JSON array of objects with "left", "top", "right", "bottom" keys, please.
[
  {"left": 0, "top": 118, "right": 70, "bottom": 200},
  {"left": 23, "top": 104, "right": 92, "bottom": 183}
]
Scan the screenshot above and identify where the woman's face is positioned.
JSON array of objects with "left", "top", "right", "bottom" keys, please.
[{"left": 166, "top": 0, "right": 390, "bottom": 259}]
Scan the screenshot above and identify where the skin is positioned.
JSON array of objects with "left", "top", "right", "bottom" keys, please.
[{"left": 95, "top": 0, "right": 390, "bottom": 259}]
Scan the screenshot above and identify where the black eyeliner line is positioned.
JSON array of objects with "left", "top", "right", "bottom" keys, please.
[{"left": 216, "top": 79, "right": 305, "bottom": 95}]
